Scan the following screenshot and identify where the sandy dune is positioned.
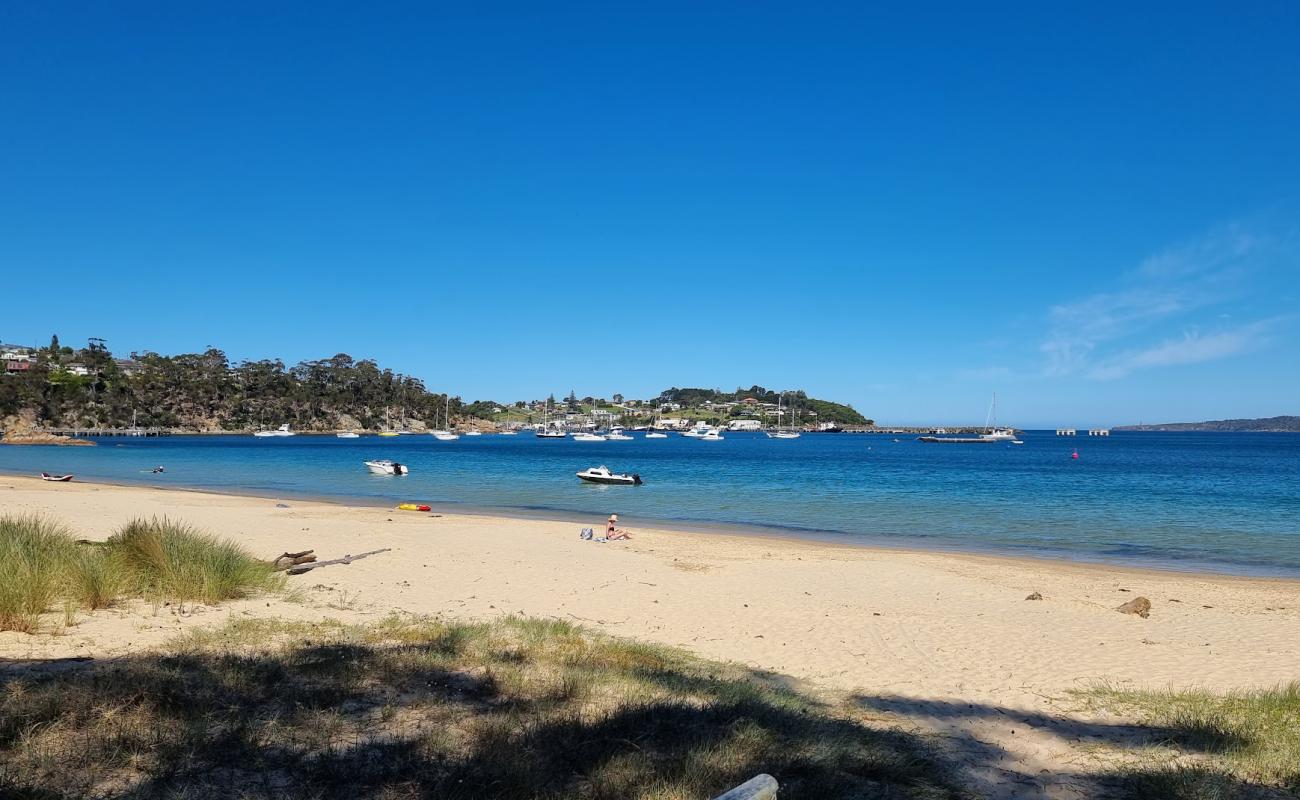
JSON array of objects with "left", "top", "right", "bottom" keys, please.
[{"left": 2, "top": 476, "right": 1297, "bottom": 797}]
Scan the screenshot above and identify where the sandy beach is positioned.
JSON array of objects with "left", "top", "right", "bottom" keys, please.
[{"left": 3, "top": 475, "right": 1297, "bottom": 797}]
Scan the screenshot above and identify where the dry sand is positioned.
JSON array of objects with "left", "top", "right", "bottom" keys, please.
[{"left": 3, "top": 476, "right": 1297, "bottom": 798}]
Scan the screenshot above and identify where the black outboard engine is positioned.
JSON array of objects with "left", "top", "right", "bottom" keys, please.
[
  {"left": 394, "top": 462, "right": 404, "bottom": 475},
  {"left": 632, "top": 473, "right": 643, "bottom": 485}
]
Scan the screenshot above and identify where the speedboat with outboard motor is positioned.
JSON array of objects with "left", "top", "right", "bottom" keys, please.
[
  {"left": 364, "top": 460, "right": 409, "bottom": 475},
  {"left": 576, "top": 465, "right": 642, "bottom": 485}
]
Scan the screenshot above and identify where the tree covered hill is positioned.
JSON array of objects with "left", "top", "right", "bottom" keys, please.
[
  {"left": 1, "top": 338, "right": 873, "bottom": 431},
  {"left": 1115, "top": 416, "right": 1300, "bottom": 432},
  {"left": 1, "top": 338, "right": 461, "bottom": 432},
  {"left": 657, "top": 386, "right": 871, "bottom": 426}
]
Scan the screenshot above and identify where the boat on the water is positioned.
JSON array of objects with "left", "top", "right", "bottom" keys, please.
[
  {"left": 336, "top": 431, "right": 361, "bottom": 439},
  {"left": 40, "top": 472, "right": 73, "bottom": 482},
  {"left": 644, "top": 430, "right": 668, "bottom": 439},
  {"left": 918, "top": 394, "right": 1018, "bottom": 444},
  {"left": 766, "top": 393, "right": 801, "bottom": 439},
  {"left": 378, "top": 431, "right": 400, "bottom": 437},
  {"left": 576, "top": 465, "right": 643, "bottom": 485},
  {"left": 463, "top": 430, "right": 482, "bottom": 437},
  {"left": 606, "top": 426, "right": 633, "bottom": 441},
  {"left": 497, "top": 429, "right": 518, "bottom": 435},
  {"left": 364, "top": 460, "right": 409, "bottom": 475},
  {"left": 430, "top": 396, "right": 460, "bottom": 440},
  {"left": 254, "top": 424, "right": 295, "bottom": 438},
  {"left": 574, "top": 432, "right": 607, "bottom": 442},
  {"left": 699, "top": 429, "right": 725, "bottom": 441}
]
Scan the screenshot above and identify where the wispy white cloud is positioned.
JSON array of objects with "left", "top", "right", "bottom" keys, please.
[
  {"left": 1039, "top": 223, "right": 1291, "bottom": 379},
  {"left": 1087, "top": 317, "right": 1285, "bottom": 380}
]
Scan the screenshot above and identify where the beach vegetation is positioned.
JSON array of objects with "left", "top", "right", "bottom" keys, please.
[
  {"left": 1080, "top": 683, "right": 1300, "bottom": 797},
  {"left": 0, "top": 514, "right": 78, "bottom": 633},
  {"left": 103, "top": 516, "right": 283, "bottom": 603},
  {"left": 0, "top": 514, "right": 281, "bottom": 632},
  {"left": 0, "top": 614, "right": 965, "bottom": 799}
]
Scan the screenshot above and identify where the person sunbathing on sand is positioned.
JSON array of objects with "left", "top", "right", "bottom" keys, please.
[{"left": 606, "top": 513, "right": 631, "bottom": 540}]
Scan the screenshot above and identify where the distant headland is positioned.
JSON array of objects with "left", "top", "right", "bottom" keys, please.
[{"left": 1115, "top": 416, "right": 1300, "bottom": 432}]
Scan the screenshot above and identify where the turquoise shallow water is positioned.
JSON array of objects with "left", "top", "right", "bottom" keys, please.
[{"left": 2, "top": 431, "right": 1298, "bottom": 576}]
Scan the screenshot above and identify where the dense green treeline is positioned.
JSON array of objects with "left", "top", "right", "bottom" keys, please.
[{"left": 0, "top": 338, "right": 460, "bottom": 431}]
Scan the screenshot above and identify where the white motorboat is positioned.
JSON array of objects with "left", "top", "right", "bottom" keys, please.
[
  {"left": 537, "top": 428, "right": 567, "bottom": 438},
  {"left": 769, "top": 431, "right": 800, "bottom": 439},
  {"left": 497, "top": 429, "right": 518, "bottom": 435},
  {"left": 254, "top": 424, "right": 295, "bottom": 438},
  {"left": 682, "top": 421, "right": 716, "bottom": 438},
  {"left": 644, "top": 431, "right": 668, "bottom": 439},
  {"left": 606, "top": 426, "right": 633, "bottom": 441},
  {"left": 431, "top": 430, "right": 460, "bottom": 441},
  {"left": 699, "top": 429, "right": 725, "bottom": 441},
  {"left": 336, "top": 431, "right": 361, "bottom": 439},
  {"left": 364, "top": 460, "right": 409, "bottom": 476},
  {"left": 462, "top": 430, "right": 482, "bottom": 437},
  {"left": 576, "top": 465, "right": 643, "bottom": 485},
  {"left": 574, "top": 432, "right": 607, "bottom": 442}
]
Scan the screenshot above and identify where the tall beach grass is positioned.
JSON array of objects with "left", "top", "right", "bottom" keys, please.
[
  {"left": 0, "top": 515, "right": 78, "bottom": 633},
  {"left": 0, "top": 514, "right": 282, "bottom": 633},
  {"left": 106, "top": 517, "right": 283, "bottom": 604}
]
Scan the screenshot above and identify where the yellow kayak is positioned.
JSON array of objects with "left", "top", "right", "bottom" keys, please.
[
  {"left": 397, "top": 503, "right": 431, "bottom": 512},
  {"left": 378, "top": 431, "right": 400, "bottom": 437}
]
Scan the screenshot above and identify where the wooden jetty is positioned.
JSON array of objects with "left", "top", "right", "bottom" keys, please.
[{"left": 45, "top": 427, "right": 173, "bottom": 438}]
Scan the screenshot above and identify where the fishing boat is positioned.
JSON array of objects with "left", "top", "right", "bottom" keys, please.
[
  {"left": 254, "top": 423, "right": 295, "bottom": 438},
  {"left": 576, "top": 465, "right": 643, "bottom": 485},
  {"left": 699, "top": 429, "right": 725, "bottom": 441},
  {"left": 40, "top": 472, "right": 73, "bottom": 482},
  {"left": 574, "top": 432, "right": 607, "bottom": 442},
  {"left": 606, "top": 426, "right": 633, "bottom": 441},
  {"left": 336, "top": 431, "right": 361, "bottom": 439},
  {"left": 364, "top": 460, "right": 408, "bottom": 476}
]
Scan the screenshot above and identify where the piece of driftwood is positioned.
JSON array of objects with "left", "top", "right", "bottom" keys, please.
[
  {"left": 272, "top": 550, "right": 318, "bottom": 571},
  {"left": 711, "top": 774, "right": 778, "bottom": 800},
  {"left": 286, "top": 548, "right": 392, "bottom": 575}
]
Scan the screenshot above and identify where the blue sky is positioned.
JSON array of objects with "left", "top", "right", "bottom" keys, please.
[{"left": 2, "top": 2, "right": 1297, "bottom": 427}]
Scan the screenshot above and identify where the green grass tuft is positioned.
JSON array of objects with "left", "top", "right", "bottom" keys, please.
[
  {"left": 0, "top": 514, "right": 283, "bottom": 632},
  {"left": 0, "top": 515, "right": 78, "bottom": 633},
  {"left": 1080, "top": 682, "right": 1300, "bottom": 796},
  {"left": 104, "top": 517, "right": 284, "bottom": 604}
]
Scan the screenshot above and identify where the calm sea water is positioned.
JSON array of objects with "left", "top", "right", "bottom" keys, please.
[{"left": 3, "top": 431, "right": 1298, "bottom": 576}]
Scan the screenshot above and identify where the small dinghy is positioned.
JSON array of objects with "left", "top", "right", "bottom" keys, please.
[
  {"left": 364, "top": 460, "right": 409, "bottom": 475},
  {"left": 576, "top": 465, "right": 643, "bottom": 485},
  {"left": 40, "top": 472, "right": 73, "bottom": 482}
]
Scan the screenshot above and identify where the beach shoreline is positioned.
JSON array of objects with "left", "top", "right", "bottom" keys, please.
[{"left": 3, "top": 469, "right": 1295, "bottom": 582}]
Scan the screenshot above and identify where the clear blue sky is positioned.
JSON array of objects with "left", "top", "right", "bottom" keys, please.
[{"left": 2, "top": 2, "right": 1297, "bottom": 427}]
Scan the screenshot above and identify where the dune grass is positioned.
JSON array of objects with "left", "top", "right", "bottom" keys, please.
[
  {"left": 104, "top": 517, "right": 283, "bottom": 604},
  {"left": 0, "top": 515, "right": 281, "bottom": 632},
  {"left": 0, "top": 614, "right": 966, "bottom": 800},
  {"left": 1079, "top": 683, "right": 1300, "bottom": 797},
  {"left": 0, "top": 515, "right": 79, "bottom": 633}
]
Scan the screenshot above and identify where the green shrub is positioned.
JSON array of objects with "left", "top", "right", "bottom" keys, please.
[{"left": 105, "top": 517, "right": 283, "bottom": 604}]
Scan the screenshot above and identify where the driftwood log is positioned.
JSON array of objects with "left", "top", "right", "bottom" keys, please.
[
  {"left": 272, "top": 550, "right": 318, "bottom": 571},
  {"left": 285, "top": 548, "right": 391, "bottom": 575}
]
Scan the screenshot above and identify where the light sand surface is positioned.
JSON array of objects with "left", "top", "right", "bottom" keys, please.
[{"left": 3, "top": 476, "right": 1297, "bottom": 798}]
